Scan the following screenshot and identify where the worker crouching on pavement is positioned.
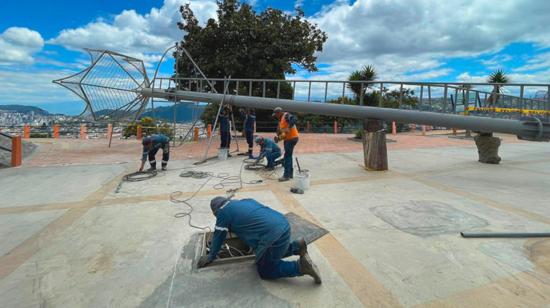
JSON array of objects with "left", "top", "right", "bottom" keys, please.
[
  {"left": 219, "top": 105, "right": 232, "bottom": 154},
  {"left": 273, "top": 107, "right": 299, "bottom": 182},
  {"left": 198, "top": 197, "right": 322, "bottom": 284},
  {"left": 255, "top": 136, "right": 281, "bottom": 170},
  {"left": 139, "top": 134, "right": 170, "bottom": 171},
  {"left": 239, "top": 108, "right": 256, "bottom": 158}
]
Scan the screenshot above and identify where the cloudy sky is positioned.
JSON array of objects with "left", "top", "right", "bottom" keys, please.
[{"left": 1, "top": 0, "right": 550, "bottom": 114}]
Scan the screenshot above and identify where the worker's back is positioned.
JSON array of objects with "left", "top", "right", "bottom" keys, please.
[
  {"left": 150, "top": 134, "right": 169, "bottom": 144},
  {"left": 219, "top": 199, "right": 289, "bottom": 258}
]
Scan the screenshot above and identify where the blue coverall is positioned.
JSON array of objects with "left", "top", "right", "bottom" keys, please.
[
  {"left": 207, "top": 199, "right": 302, "bottom": 280},
  {"left": 258, "top": 138, "right": 281, "bottom": 168},
  {"left": 219, "top": 112, "right": 231, "bottom": 149},
  {"left": 240, "top": 111, "right": 256, "bottom": 157},
  {"left": 142, "top": 134, "right": 170, "bottom": 169}
]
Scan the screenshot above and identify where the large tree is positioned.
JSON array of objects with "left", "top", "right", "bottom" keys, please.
[{"left": 175, "top": 1, "right": 327, "bottom": 130}]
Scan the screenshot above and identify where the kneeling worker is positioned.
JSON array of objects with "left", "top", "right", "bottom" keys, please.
[
  {"left": 255, "top": 136, "right": 281, "bottom": 170},
  {"left": 139, "top": 134, "right": 170, "bottom": 172},
  {"left": 198, "top": 197, "right": 322, "bottom": 284}
]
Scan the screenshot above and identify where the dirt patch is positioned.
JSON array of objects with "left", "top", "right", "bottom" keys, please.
[{"left": 525, "top": 238, "right": 550, "bottom": 274}]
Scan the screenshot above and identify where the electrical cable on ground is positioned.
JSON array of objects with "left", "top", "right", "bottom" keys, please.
[
  {"left": 170, "top": 159, "right": 263, "bottom": 232},
  {"left": 122, "top": 170, "right": 158, "bottom": 182}
]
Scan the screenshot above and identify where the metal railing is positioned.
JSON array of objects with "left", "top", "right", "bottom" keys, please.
[
  {"left": 0, "top": 132, "right": 12, "bottom": 152},
  {"left": 150, "top": 77, "right": 550, "bottom": 120}
]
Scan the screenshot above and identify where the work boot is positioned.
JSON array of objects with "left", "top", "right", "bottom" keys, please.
[
  {"left": 248, "top": 150, "right": 254, "bottom": 159},
  {"left": 161, "top": 166, "right": 167, "bottom": 171},
  {"left": 148, "top": 162, "right": 156, "bottom": 171},
  {"left": 299, "top": 253, "right": 322, "bottom": 284},
  {"left": 278, "top": 177, "right": 290, "bottom": 182},
  {"left": 297, "top": 238, "right": 307, "bottom": 257}
]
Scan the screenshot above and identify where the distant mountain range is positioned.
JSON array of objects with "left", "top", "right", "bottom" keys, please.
[
  {"left": 0, "top": 105, "right": 50, "bottom": 115},
  {"left": 0, "top": 104, "right": 205, "bottom": 122},
  {"left": 140, "top": 104, "right": 205, "bottom": 122}
]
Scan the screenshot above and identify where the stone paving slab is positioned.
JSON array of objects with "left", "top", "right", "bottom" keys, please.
[{"left": 0, "top": 134, "right": 548, "bottom": 307}]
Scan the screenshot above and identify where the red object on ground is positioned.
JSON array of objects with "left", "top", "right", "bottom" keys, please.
[
  {"left": 136, "top": 126, "right": 142, "bottom": 140},
  {"left": 53, "top": 125, "right": 60, "bottom": 139},
  {"left": 11, "top": 136, "right": 22, "bottom": 167},
  {"left": 194, "top": 127, "right": 199, "bottom": 142},
  {"left": 80, "top": 124, "right": 87, "bottom": 139},
  {"left": 23, "top": 125, "right": 30, "bottom": 139}
]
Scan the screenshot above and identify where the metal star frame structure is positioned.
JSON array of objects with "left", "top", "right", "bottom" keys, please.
[{"left": 53, "top": 49, "right": 150, "bottom": 121}]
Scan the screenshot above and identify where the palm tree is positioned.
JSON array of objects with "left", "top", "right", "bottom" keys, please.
[
  {"left": 347, "top": 65, "right": 377, "bottom": 103},
  {"left": 486, "top": 69, "right": 509, "bottom": 107}
]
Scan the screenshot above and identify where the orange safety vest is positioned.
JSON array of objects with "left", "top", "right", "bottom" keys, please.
[{"left": 279, "top": 112, "right": 299, "bottom": 140}]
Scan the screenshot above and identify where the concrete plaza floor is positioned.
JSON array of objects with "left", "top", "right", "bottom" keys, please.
[{"left": 0, "top": 133, "right": 549, "bottom": 307}]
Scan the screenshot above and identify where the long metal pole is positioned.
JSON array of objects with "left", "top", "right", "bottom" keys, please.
[
  {"left": 198, "top": 80, "right": 231, "bottom": 163},
  {"left": 142, "top": 88, "right": 550, "bottom": 140},
  {"left": 461, "top": 232, "right": 550, "bottom": 238},
  {"left": 173, "top": 102, "right": 177, "bottom": 146}
]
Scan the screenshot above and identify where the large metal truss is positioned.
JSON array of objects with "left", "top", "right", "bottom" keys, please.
[
  {"left": 52, "top": 49, "right": 550, "bottom": 140},
  {"left": 53, "top": 49, "right": 150, "bottom": 121}
]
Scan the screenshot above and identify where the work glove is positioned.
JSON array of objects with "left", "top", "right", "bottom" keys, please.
[{"left": 197, "top": 256, "right": 212, "bottom": 268}]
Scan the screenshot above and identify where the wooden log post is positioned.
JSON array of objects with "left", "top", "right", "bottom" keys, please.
[
  {"left": 207, "top": 124, "right": 212, "bottom": 138},
  {"left": 333, "top": 121, "right": 338, "bottom": 134},
  {"left": 362, "top": 119, "right": 388, "bottom": 171},
  {"left": 474, "top": 132, "right": 501, "bottom": 164},
  {"left": 80, "top": 124, "right": 87, "bottom": 139},
  {"left": 107, "top": 123, "right": 113, "bottom": 139}
]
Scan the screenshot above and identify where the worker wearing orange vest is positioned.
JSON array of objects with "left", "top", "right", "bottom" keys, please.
[{"left": 272, "top": 107, "right": 299, "bottom": 182}]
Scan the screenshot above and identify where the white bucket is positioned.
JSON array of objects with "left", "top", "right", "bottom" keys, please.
[
  {"left": 218, "top": 148, "right": 228, "bottom": 160},
  {"left": 293, "top": 170, "right": 310, "bottom": 191}
]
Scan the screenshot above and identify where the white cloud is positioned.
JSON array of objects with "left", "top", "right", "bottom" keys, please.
[
  {"left": 458, "top": 70, "right": 550, "bottom": 85},
  {"left": 514, "top": 52, "right": 550, "bottom": 72},
  {"left": 49, "top": 0, "right": 218, "bottom": 62},
  {"left": 307, "top": 0, "right": 550, "bottom": 80},
  {"left": 0, "top": 27, "right": 44, "bottom": 65},
  {"left": 0, "top": 68, "right": 83, "bottom": 105},
  {"left": 480, "top": 54, "right": 513, "bottom": 70}
]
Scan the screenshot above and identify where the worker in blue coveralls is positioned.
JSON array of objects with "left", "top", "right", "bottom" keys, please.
[
  {"left": 239, "top": 108, "right": 256, "bottom": 158},
  {"left": 198, "top": 197, "right": 322, "bottom": 284},
  {"left": 255, "top": 136, "right": 281, "bottom": 170},
  {"left": 139, "top": 134, "right": 170, "bottom": 172},
  {"left": 219, "top": 105, "right": 232, "bottom": 154}
]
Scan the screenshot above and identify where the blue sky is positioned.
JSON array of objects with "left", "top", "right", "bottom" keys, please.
[{"left": 1, "top": 0, "right": 550, "bottom": 115}]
